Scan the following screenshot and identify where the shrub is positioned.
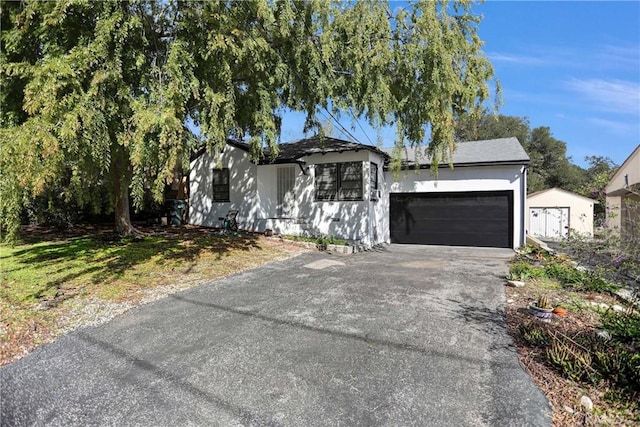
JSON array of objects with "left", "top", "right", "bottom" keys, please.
[
  {"left": 595, "top": 348, "right": 640, "bottom": 394},
  {"left": 601, "top": 311, "right": 640, "bottom": 345},
  {"left": 544, "top": 262, "right": 585, "bottom": 285},
  {"left": 582, "top": 271, "right": 621, "bottom": 293},
  {"left": 509, "top": 261, "right": 547, "bottom": 280}
]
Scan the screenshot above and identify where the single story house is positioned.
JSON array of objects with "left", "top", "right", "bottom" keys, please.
[
  {"left": 606, "top": 145, "right": 640, "bottom": 238},
  {"left": 189, "top": 136, "right": 529, "bottom": 249},
  {"left": 526, "top": 188, "right": 597, "bottom": 240}
]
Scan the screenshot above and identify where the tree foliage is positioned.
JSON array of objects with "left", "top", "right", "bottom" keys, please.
[
  {"left": 1, "top": 0, "right": 496, "bottom": 240},
  {"left": 576, "top": 156, "right": 619, "bottom": 223},
  {"left": 454, "top": 111, "right": 604, "bottom": 194}
]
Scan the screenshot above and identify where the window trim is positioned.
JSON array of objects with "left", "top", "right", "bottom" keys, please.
[
  {"left": 212, "top": 168, "right": 230, "bottom": 202},
  {"left": 314, "top": 161, "right": 363, "bottom": 202},
  {"left": 370, "top": 162, "right": 379, "bottom": 201}
]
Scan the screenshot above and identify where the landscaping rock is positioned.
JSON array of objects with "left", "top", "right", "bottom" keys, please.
[
  {"left": 580, "top": 396, "right": 593, "bottom": 412},
  {"left": 563, "top": 405, "right": 575, "bottom": 414},
  {"left": 612, "top": 304, "right": 625, "bottom": 312},
  {"left": 589, "top": 301, "right": 609, "bottom": 310},
  {"left": 596, "top": 330, "right": 612, "bottom": 341},
  {"left": 506, "top": 280, "right": 525, "bottom": 288}
]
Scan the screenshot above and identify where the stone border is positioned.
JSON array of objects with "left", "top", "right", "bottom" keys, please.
[{"left": 266, "top": 236, "right": 356, "bottom": 254}]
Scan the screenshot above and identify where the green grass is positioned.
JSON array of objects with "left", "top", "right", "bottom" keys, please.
[
  {"left": 281, "top": 234, "right": 349, "bottom": 246},
  {"left": 0, "top": 229, "right": 293, "bottom": 365}
]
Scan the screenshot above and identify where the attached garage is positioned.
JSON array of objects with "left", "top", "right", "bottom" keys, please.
[
  {"left": 383, "top": 137, "right": 530, "bottom": 249},
  {"left": 390, "top": 191, "right": 513, "bottom": 248}
]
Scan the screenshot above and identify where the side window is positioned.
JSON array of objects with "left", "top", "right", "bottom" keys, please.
[
  {"left": 212, "top": 168, "right": 230, "bottom": 202},
  {"left": 370, "top": 162, "right": 379, "bottom": 200}
]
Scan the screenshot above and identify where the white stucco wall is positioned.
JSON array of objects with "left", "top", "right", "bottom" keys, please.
[
  {"left": 189, "top": 145, "right": 258, "bottom": 230},
  {"left": 526, "top": 188, "right": 596, "bottom": 237},
  {"left": 189, "top": 145, "right": 387, "bottom": 246},
  {"left": 190, "top": 144, "right": 526, "bottom": 249},
  {"left": 384, "top": 165, "right": 527, "bottom": 248}
]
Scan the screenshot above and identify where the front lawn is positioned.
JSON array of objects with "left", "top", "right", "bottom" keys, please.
[
  {"left": 0, "top": 225, "right": 301, "bottom": 366},
  {"left": 505, "top": 246, "right": 639, "bottom": 425}
]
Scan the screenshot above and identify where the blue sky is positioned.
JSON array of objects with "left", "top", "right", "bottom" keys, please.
[{"left": 280, "top": 1, "right": 640, "bottom": 168}]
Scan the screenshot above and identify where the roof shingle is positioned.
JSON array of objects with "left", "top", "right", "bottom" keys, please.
[{"left": 384, "top": 137, "right": 530, "bottom": 167}]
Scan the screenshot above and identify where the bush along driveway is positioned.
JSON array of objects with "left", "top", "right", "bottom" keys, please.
[
  {"left": 505, "top": 245, "right": 639, "bottom": 425},
  {"left": 1, "top": 244, "right": 551, "bottom": 426}
]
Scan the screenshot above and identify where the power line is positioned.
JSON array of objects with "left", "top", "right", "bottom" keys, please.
[
  {"left": 240, "top": 1, "right": 370, "bottom": 146},
  {"left": 288, "top": 1, "right": 376, "bottom": 147}
]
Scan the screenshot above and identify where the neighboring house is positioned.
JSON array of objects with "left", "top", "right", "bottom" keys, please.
[
  {"left": 189, "top": 136, "right": 529, "bottom": 249},
  {"left": 526, "top": 188, "right": 597, "bottom": 240},
  {"left": 605, "top": 145, "right": 640, "bottom": 238}
]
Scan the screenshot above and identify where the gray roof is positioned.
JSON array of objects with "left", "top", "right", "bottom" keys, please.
[
  {"left": 384, "top": 137, "right": 530, "bottom": 167},
  {"left": 191, "top": 136, "right": 388, "bottom": 163},
  {"left": 263, "top": 136, "right": 389, "bottom": 163}
]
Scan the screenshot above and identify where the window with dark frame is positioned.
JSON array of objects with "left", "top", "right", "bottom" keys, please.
[
  {"left": 314, "top": 162, "right": 363, "bottom": 201},
  {"left": 212, "top": 168, "right": 230, "bottom": 202},
  {"left": 370, "top": 162, "right": 379, "bottom": 200}
]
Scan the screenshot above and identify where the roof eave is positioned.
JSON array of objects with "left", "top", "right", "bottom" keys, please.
[{"left": 383, "top": 159, "right": 530, "bottom": 171}]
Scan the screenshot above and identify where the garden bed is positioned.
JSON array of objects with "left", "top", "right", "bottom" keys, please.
[{"left": 505, "top": 246, "right": 639, "bottom": 425}]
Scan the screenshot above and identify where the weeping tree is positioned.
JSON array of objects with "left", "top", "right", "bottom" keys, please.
[{"left": 0, "top": 0, "right": 496, "bottom": 240}]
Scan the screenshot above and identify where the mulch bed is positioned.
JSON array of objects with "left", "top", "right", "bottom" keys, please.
[{"left": 505, "top": 284, "right": 639, "bottom": 426}]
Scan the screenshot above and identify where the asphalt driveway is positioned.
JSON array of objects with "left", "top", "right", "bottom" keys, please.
[{"left": 1, "top": 245, "right": 551, "bottom": 426}]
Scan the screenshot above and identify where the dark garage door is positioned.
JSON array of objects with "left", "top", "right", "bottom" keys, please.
[{"left": 390, "top": 191, "right": 513, "bottom": 248}]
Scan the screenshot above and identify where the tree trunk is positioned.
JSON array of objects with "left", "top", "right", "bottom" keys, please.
[{"left": 112, "top": 145, "right": 137, "bottom": 236}]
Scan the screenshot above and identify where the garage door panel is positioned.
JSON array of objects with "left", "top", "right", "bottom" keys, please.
[
  {"left": 413, "top": 218, "right": 508, "bottom": 232},
  {"left": 390, "top": 191, "right": 513, "bottom": 248}
]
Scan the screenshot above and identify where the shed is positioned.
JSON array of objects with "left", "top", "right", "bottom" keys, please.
[{"left": 526, "top": 188, "right": 597, "bottom": 239}]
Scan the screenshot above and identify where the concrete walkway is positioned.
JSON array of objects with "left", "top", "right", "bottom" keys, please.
[{"left": 1, "top": 245, "right": 551, "bottom": 426}]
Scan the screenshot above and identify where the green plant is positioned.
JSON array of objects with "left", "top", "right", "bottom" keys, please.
[
  {"left": 595, "top": 347, "right": 640, "bottom": 394},
  {"left": 582, "top": 271, "right": 621, "bottom": 293},
  {"left": 519, "top": 321, "right": 551, "bottom": 347},
  {"left": 544, "top": 262, "right": 585, "bottom": 285},
  {"left": 314, "top": 234, "right": 348, "bottom": 249},
  {"left": 506, "top": 271, "right": 529, "bottom": 281},
  {"left": 535, "top": 295, "right": 552, "bottom": 309},
  {"left": 546, "top": 336, "right": 600, "bottom": 385},
  {"left": 601, "top": 311, "right": 640, "bottom": 345},
  {"left": 509, "top": 261, "right": 546, "bottom": 280}
]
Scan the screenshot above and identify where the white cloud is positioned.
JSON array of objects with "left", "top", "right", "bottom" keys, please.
[
  {"left": 486, "top": 52, "right": 548, "bottom": 65},
  {"left": 487, "top": 43, "right": 639, "bottom": 72},
  {"left": 587, "top": 117, "right": 637, "bottom": 135},
  {"left": 596, "top": 44, "right": 640, "bottom": 70},
  {"left": 565, "top": 78, "right": 640, "bottom": 115}
]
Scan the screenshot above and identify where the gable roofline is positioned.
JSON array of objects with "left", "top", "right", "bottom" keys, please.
[
  {"left": 190, "top": 139, "right": 249, "bottom": 162},
  {"left": 606, "top": 144, "right": 640, "bottom": 190},
  {"left": 527, "top": 187, "right": 599, "bottom": 203}
]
